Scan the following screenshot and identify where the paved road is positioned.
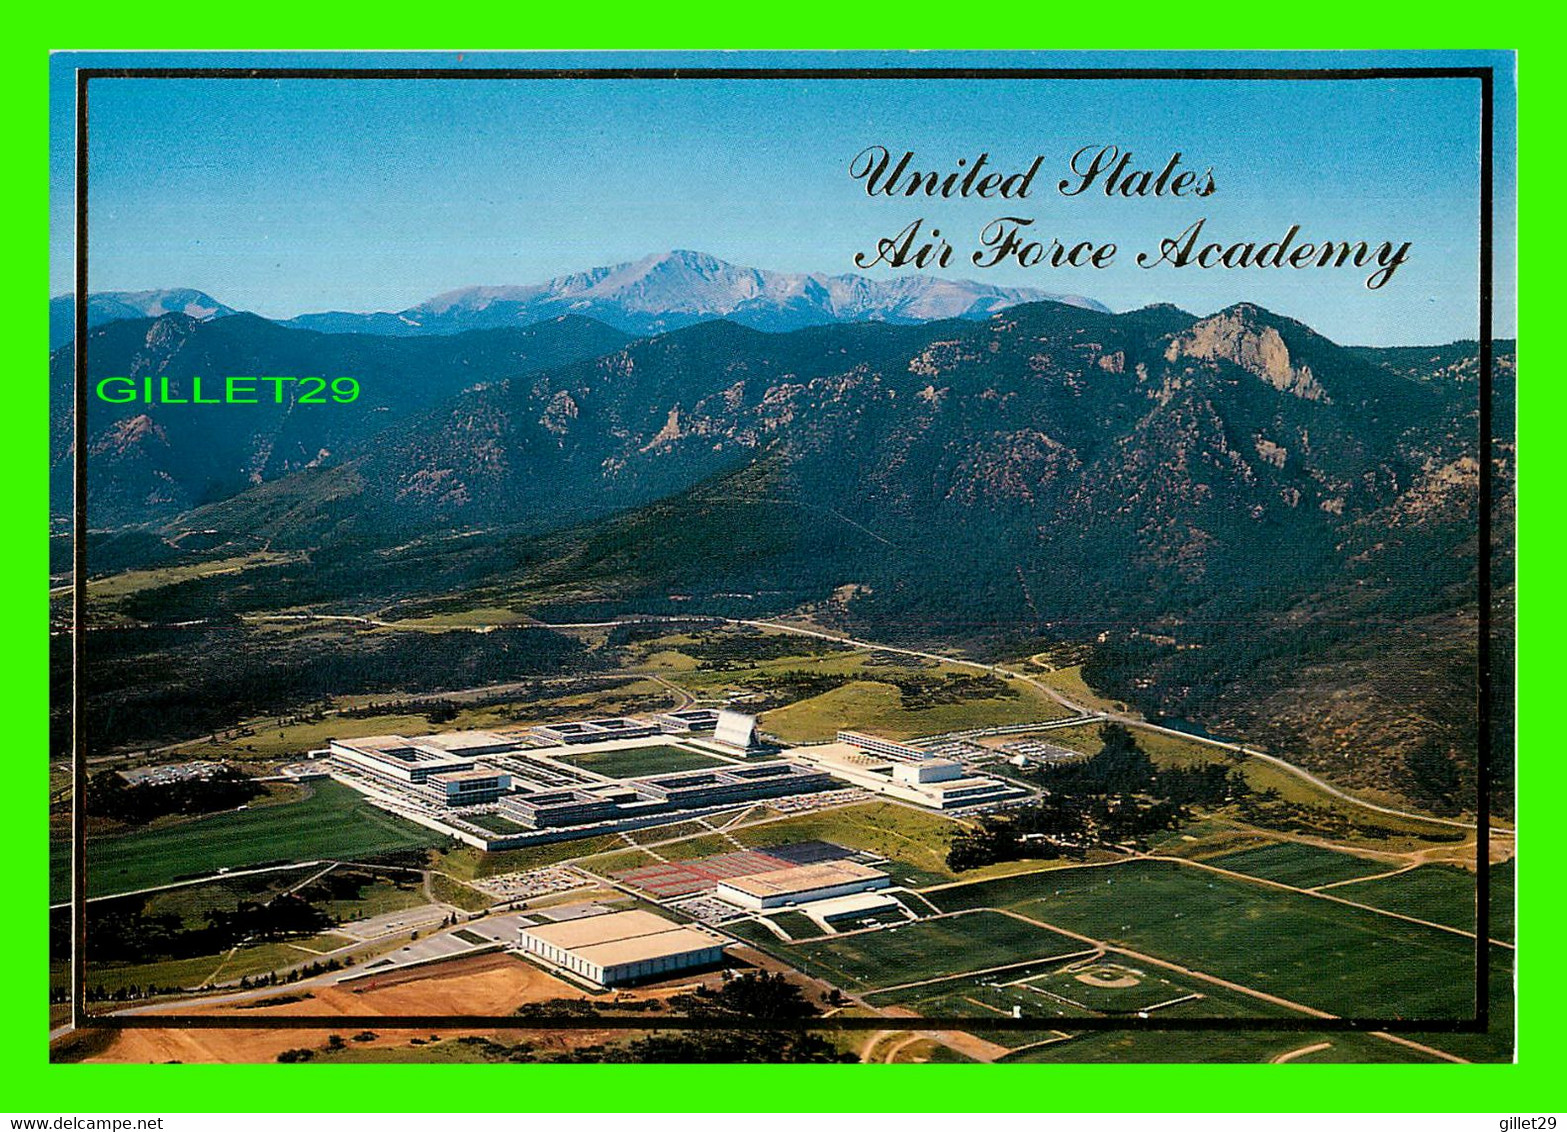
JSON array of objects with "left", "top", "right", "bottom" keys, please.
[
  {"left": 49, "top": 861, "right": 326, "bottom": 912},
  {"left": 709, "top": 616, "right": 1495, "bottom": 836},
  {"left": 66, "top": 607, "right": 1486, "bottom": 841}
]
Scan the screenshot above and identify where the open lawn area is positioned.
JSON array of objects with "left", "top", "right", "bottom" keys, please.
[
  {"left": 135, "top": 868, "right": 319, "bottom": 927},
  {"left": 761, "top": 675, "right": 1071, "bottom": 744},
  {"left": 766, "top": 911, "right": 822, "bottom": 939},
  {"left": 1004, "top": 1026, "right": 1450, "bottom": 1064},
  {"left": 79, "top": 552, "right": 303, "bottom": 602},
  {"left": 88, "top": 932, "right": 355, "bottom": 996},
  {"left": 1326, "top": 861, "right": 1513, "bottom": 942},
  {"left": 172, "top": 712, "right": 447, "bottom": 767},
  {"left": 1202, "top": 842, "right": 1398, "bottom": 889},
  {"left": 549, "top": 744, "right": 731, "bottom": 779},
  {"left": 468, "top": 814, "right": 534, "bottom": 836},
  {"left": 925, "top": 859, "right": 1488, "bottom": 1022},
  {"left": 1023, "top": 663, "right": 1129, "bottom": 713},
  {"left": 730, "top": 801, "right": 967, "bottom": 887},
  {"left": 84, "top": 782, "right": 446, "bottom": 898},
  {"left": 873, "top": 972, "right": 1299, "bottom": 1048},
  {"left": 316, "top": 875, "right": 429, "bottom": 923},
  {"left": 755, "top": 910, "right": 1086, "bottom": 993},
  {"left": 430, "top": 873, "right": 491, "bottom": 912},
  {"left": 435, "top": 835, "right": 623, "bottom": 880}
]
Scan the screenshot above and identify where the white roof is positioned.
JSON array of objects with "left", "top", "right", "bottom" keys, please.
[
  {"left": 714, "top": 709, "right": 758, "bottom": 749},
  {"left": 717, "top": 860, "right": 887, "bottom": 899}
]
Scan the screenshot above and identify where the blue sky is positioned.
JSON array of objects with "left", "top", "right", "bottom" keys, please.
[{"left": 49, "top": 51, "right": 1516, "bottom": 346}]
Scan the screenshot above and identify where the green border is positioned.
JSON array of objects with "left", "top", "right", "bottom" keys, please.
[{"left": 10, "top": 19, "right": 1544, "bottom": 1113}]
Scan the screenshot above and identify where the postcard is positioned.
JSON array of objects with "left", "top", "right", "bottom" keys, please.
[{"left": 47, "top": 50, "right": 1516, "bottom": 1067}]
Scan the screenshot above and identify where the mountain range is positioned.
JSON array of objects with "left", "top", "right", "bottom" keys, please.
[
  {"left": 53, "top": 284, "right": 1511, "bottom": 810},
  {"left": 51, "top": 313, "right": 628, "bottom": 521},
  {"left": 45, "top": 225, "right": 1516, "bottom": 821},
  {"left": 50, "top": 288, "right": 237, "bottom": 350},
  {"left": 50, "top": 250, "right": 1106, "bottom": 349}
]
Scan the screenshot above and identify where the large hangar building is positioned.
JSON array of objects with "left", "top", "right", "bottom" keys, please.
[
  {"left": 714, "top": 861, "right": 891, "bottom": 910},
  {"left": 517, "top": 909, "right": 728, "bottom": 986}
]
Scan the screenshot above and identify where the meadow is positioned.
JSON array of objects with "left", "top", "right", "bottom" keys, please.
[
  {"left": 550, "top": 743, "right": 731, "bottom": 779},
  {"left": 1202, "top": 841, "right": 1398, "bottom": 889},
  {"left": 757, "top": 910, "right": 1085, "bottom": 993},
  {"left": 83, "top": 782, "right": 445, "bottom": 898},
  {"left": 925, "top": 859, "right": 1485, "bottom": 1021}
]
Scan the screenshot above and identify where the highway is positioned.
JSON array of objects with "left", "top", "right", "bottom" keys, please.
[{"left": 695, "top": 616, "right": 1497, "bottom": 836}]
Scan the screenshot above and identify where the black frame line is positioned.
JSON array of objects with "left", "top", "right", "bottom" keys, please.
[{"left": 69, "top": 62, "right": 1497, "bottom": 1037}]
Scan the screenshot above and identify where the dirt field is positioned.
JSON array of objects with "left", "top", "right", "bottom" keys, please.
[{"left": 78, "top": 952, "right": 594, "bottom": 1064}]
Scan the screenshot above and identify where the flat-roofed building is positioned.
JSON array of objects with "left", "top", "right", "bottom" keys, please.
[
  {"left": 328, "top": 734, "right": 478, "bottom": 785},
  {"left": 517, "top": 909, "right": 727, "bottom": 986},
  {"left": 787, "top": 739, "right": 1029, "bottom": 811},
  {"left": 531, "top": 717, "right": 662, "bottom": 744},
  {"left": 499, "top": 760, "right": 834, "bottom": 830},
  {"left": 918, "top": 776, "right": 1026, "bottom": 807},
  {"left": 323, "top": 726, "right": 840, "bottom": 846},
  {"left": 418, "top": 730, "right": 524, "bottom": 757},
  {"left": 838, "top": 730, "right": 927, "bottom": 762},
  {"left": 891, "top": 758, "right": 964, "bottom": 785},
  {"left": 531, "top": 721, "right": 608, "bottom": 745},
  {"left": 504, "top": 789, "right": 627, "bottom": 828},
  {"left": 656, "top": 708, "right": 722, "bottom": 733},
  {"left": 582, "top": 717, "right": 661, "bottom": 739},
  {"left": 419, "top": 767, "right": 513, "bottom": 807},
  {"left": 636, "top": 762, "right": 829, "bottom": 807},
  {"left": 714, "top": 861, "right": 890, "bottom": 910}
]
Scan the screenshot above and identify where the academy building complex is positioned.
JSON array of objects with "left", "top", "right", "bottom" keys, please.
[{"left": 320, "top": 710, "right": 838, "bottom": 847}]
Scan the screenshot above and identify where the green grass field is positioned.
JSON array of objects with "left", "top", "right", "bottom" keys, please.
[
  {"left": 578, "top": 847, "right": 662, "bottom": 875},
  {"left": 550, "top": 743, "right": 730, "bottom": 779},
  {"left": 80, "top": 551, "right": 303, "bottom": 601},
  {"left": 299, "top": 872, "right": 427, "bottom": 924},
  {"left": 761, "top": 676, "right": 1070, "bottom": 744},
  {"left": 1024, "top": 663, "right": 1129, "bottom": 713},
  {"left": 436, "top": 835, "right": 623, "bottom": 880},
  {"left": 1017, "top": 961, "right": 1206, "bottom": 1015},
  {"left": 731, "top": 801, "right": 967, "bottom": 887},
  {"left": 1202, "top": 842, "right": 1397, "bottom": 889},
  {"left": 1403, "top": 945, "right": 1514, "bottom": 1062},
  {"left": 83, "top": 782, "right": 446, "bottom": 898},
  {"left": 756, "top": 910, "right": 1086, "bottom": 993},
  {"left": 88, "top": 932, "right": 354, "bottom": 995},
  {"left": 926, "top": 860, "right": 1486, "bottom": 1021},
  {"left": 1029, "top": 724, "right": 1465, "bottom": 840},
  {"left": 131, "top": 868, "right": 318, "bottom": 928},
  {"left": 1003, "top": 1026, "right": 1449, "bottom": 1064},
  {"left": 626, "top": 819, "right": 714, "bottom": 845},
  {"left": 652, "top": 833, "right": 741, "bottom": 861},
  {"left": 172, "top": 712, "right": 446, "bottom": 766},
  {"left": 722, "top": 917, "right": 791, "bottom": 950},
  {"left": 1327, "top": 861, "right": 1514, "bottom": 941},
  {"left": 876, "top": 973, "right": 1302, "bottom": 1050},
  {"left": 766, "top": 911, "right": 821, "bottom": 939},
  {"left": 429, "top": 873, "right": 491, "bottom": 912},
  {"left": 469, "top": 814, "right": 534, "bottom": 835}
]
